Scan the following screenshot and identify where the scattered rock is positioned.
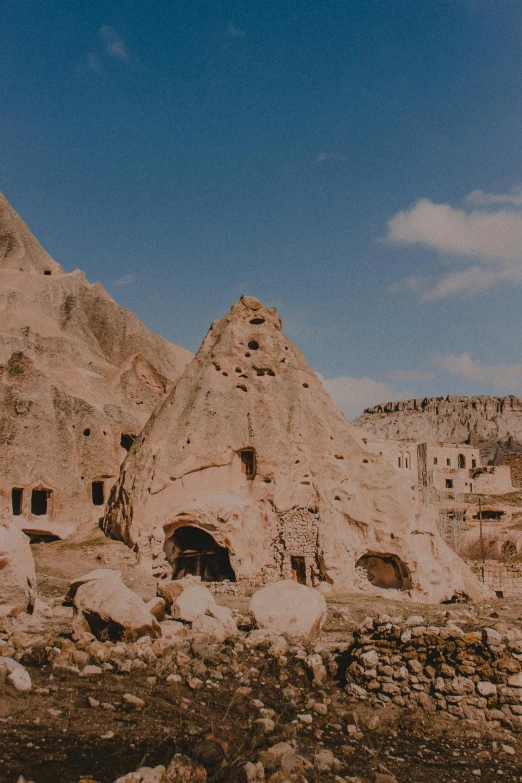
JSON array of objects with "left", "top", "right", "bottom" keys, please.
[
  {"left": 249, "top": 580, "right": 327, "bottom": 641},
  {"left": 71, "top": 570, "right": 161, "bottom": 642}
]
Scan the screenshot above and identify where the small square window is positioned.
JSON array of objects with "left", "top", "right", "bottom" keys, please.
[
  {"left": 445, "top": 479, "right": 453, "bottom": 489},
  {"left": 446, "top": 458, "right": 451, "bottom": 467}
]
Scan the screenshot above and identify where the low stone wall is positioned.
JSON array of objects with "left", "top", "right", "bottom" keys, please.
[
  {"left": 343, "top": 615, "right": 522, "bottom": 731},
  {"left": 468, "top": 560, "right": 522, "bottom": 598},
  {"left": 503, "top": 452, "right": 522, "bottom": 488}
]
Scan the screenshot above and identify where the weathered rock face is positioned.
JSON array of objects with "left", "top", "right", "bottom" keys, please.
[
  {"left": 353, "top": 396, "right": 522, "bottom": 464},
  {"left": 0, "top": 523, "right": 37, "bottom": 616},
  {"left": 0, "top": 192, "right": 191, "bottom": 538},
  {"left": 104, "top": 296, "right": 488, "bottom": 603}
]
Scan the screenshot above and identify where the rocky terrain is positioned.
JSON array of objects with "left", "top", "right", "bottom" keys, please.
[
  {"left": 2, "top": 558, "right": 522, "bottom": 783},
  {"left": 353, "top": 396, "right": 522, "bottom": 464}
]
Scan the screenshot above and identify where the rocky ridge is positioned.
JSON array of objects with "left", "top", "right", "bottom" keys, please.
[{"left": 353, "top": 395, "right": 522, "bottom": 463}]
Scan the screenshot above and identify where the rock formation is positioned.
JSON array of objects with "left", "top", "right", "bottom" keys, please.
[
  {"left": 103, "top": 296, "right": 488, "bottom": 603},
  {"left": 354, "top": 396, "right": 522, "bottom": 464},
  {"left": 0, "top": 523, "right": 37, "bottom": 617},
  {"left": 0, "top": 192, "right": 191, "bottom": 538}
]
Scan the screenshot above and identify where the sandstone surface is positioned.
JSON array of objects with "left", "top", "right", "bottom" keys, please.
[
  {"left": 71, "top": 569, "right": 161, "bottom": 641},
  {"left": 0, "top": 192, "right": 191, "bottom": 538},
  {"left": 249, "top": 580, "right": 327, "bottom": 641},
  {"left": 103, "top": 296, "right": 488, "bottom": 602},
  {"left": 0, "top": 523, "right": 36, "bottom": 616}
]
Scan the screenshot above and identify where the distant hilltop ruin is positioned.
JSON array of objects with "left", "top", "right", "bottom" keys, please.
[{"left": 353, "top": 395, "right": 522, "bottom": 465}]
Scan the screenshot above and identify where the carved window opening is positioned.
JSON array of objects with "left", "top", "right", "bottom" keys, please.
[
  {"left": 405, "top": 452, "right": 410, "bottom": 469},
  {"left": 356, "top": 553, "right": 411, "bottom": 591},
  {"left": 433, "top": 457, "right": 438, "bottom": 465},
  {"left": 92, "top": 481, "right": 105, "bottom": 506},
  {"left": 445, "top": 479, "right": 453, "bottom": 489},
  {"left": 472, "top": 459, "right": 477, "bottom": 468},
  {"left": 11, "top": 488, "right": 23, "bottom": 516},
  {"left": 458, "top": 454, "right": 466, "bottom": 469},
  {"left": 446, "top": 458, "right": 452, "bottom": 467},
  {"left": 31, "top": 489, "right": 51, "bottom": 516},
  {"left": 397, "top": 453, "right": 403, "bottom": 468},
  {"left": 165, "top": 526, "right": 235, "bottom": 582},
  {"left": 44, "top": 270, "right": 51, "bottom": 276},
  {"left": 239, "top": 449, "right": 256, "bottom": 479},
  {"left": 120, "top": 433, "right": 136, "bottom": 451}
]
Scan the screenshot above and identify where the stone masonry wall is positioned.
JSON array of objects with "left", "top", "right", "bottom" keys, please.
[
  {"left": 264, "top": 507, "right": 320, "bottom": 586},
  {"left": 343, "top": 614, "right": 522, "bottom": 731},
  {"left": 468, "top": 560, "right": 522, "bottom": 599},
  {"left": 503, "top": 452, "right": 522, "bottom": 488}
]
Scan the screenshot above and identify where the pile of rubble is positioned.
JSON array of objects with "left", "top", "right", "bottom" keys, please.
[{"left": 343, "top": 614, "right": 522, "bottom": 731}]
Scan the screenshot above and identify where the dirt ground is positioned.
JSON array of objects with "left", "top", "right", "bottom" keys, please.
[{"left": 1, "top": 529, "right": 521, "bottom": 783}]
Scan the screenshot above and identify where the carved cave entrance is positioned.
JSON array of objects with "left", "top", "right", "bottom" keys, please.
[
  {"left": 356, "top": 553, "right": 412, "bottom": 591},
  {"left": 166, "top": 526, "right": 236, "bottom": 582}
]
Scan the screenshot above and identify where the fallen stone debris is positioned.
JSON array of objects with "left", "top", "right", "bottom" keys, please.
[{"left": 2, "top": 579, "right": 522, "bottom": 783}]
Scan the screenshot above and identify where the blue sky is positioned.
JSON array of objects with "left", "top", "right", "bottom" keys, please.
[{"left": 2, "top": 0, "right": 522, "bottom": 417}]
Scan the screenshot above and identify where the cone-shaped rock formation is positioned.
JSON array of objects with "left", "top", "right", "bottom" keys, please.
[
  {"left": 104, "top": 296, "right": 487, "bottom": 602},
  {"left": 0, "top": 192, "right": 191, "bottom": 538}
]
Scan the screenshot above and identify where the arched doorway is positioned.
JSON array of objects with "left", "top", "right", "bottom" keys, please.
[
  {"left": 165, "top": 526, "right": 236, "bottom": 582},
  {"left": 356, "top": 553, "right": 411, "bottom": 591}
]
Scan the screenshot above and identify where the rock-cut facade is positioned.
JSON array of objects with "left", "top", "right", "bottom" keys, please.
[
  {"left": 103, "top": 296, "right": 488, "bottom": 603},
  {"left": 0, "top": 192, "right": 191, "bottom": 539}
]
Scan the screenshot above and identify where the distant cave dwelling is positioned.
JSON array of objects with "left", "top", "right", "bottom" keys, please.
[{"left": 163, "top": 525, "right": 236, "bottom": 582}]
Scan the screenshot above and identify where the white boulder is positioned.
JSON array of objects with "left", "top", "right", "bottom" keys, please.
[
  {"left": 0, "top": 524, "right": 36, "bottom": 617},
  {"left": 0, "top": 657, "right": 32, "bottom": 692},
  {"left": 249, "top": 580, "right": 327, "bottom": 641},
  {"left": 71, "top": 570, "right": 160, "bottom": 641}
]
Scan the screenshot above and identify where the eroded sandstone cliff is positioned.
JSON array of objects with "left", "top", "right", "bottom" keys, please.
[{"left": 0, "top": 192, "right": 191, "bottom": 537}]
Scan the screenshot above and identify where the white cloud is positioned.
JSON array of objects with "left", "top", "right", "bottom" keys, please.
[
  {"left": 384, "top": 191, "right": 522, "bottom": 299},
  {"left": 226, "top": 22, "right": 245, "bottom": 38},
  {"left": 318, "top": 373, "right": 402, "bottom": 420},
  {"left": 99, "top": 25, "right": 129, "bottom": 62},
  {"left": 465, "top": 188, "right": 522, "bottom": 207},
  {"left": 113, "top": 274, "right": 136, "bottom": 287},
  {"left": 385, "top": 198, "right": 522, "bottom": 263},
  {"left": 387, "top": 369, "right": 437, "bottom": 382},
  {"left": 432, "top": 353, "right": 522, "bottom": 392}
]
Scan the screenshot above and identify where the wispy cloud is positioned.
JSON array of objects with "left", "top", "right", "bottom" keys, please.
[
  {"left": 465, "top": 188, "right": 522, "bottom": 207},
  {"left": 383, "top": 190, "right": 522, "bottom": 299},
  {"left": 226, "top": 22, "right": 246, "bottom": 38},
  {"left": 387, "top": 369, "right": 437, "bottom": 382},
  {"left": 315, "top": 152, "right": 348, "bottom": 164},
  {"left": 113, "top": 274, "right": 136, "bottom": 287},
  {"left": 318, "top": 373, "right": 403, "bottom": 420},
  {"left": 433, "top": 353, "right": 522, "bottom": 392},
  {"left": 87, "top": 53, "right": 101, "bottom": 73},
  {"left": 99, "top": 25, "right": 129, "bottom": 61}
]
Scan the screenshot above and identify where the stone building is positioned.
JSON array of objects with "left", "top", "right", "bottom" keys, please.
[
  {"left": 103, "top": 296, "right": 489, "bottom": 603},
  {"left": 362, "top": 436, "right": 512, "bottom": 496}
]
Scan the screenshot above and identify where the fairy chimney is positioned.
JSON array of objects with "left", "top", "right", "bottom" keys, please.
[{"left": 103, "top": 296, "right": 488, "bottom": 602}]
